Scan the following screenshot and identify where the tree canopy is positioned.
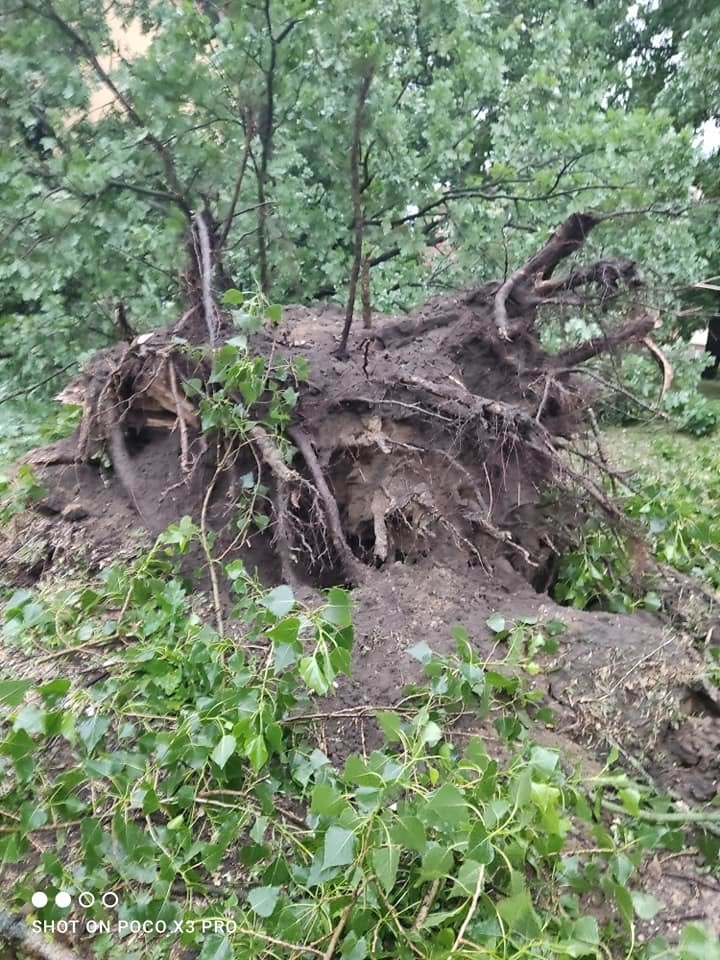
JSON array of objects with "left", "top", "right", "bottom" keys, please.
[{"left": 0, "top": 0, "right": 717, "bottom": 391}]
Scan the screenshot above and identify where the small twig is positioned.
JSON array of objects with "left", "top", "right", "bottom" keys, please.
[
  {"left": 371, "top": 882, "right": 424, "bottom": 957},
  {"left": 286, "top": 703, "right": 412, "bottom": 722},
  {"left": 234, "top": 926, "right": 324, "bottom": 958},
  {"left": 451, "top": 866, "right": 485, "bottom": 952},
  {"left": 322, "top": 877, "right": 373, "bottom": 960},
  {"left": 662, "top": 871, "right": 720, "bottom": 893},
  {"left": 411, "top": 877, "right": 441, "bottom": 933},
  {"left": 0, "top": 361, "right": 77, "bottom": 406},
  {"left": 602, "top": 800, "right": 720, "bottom": 825},
  {"left": 33, "top": 634, "right": 124, "bottom": 664},
  {"left": 534, "top": 373, "right": 553, "bottom": 422}
]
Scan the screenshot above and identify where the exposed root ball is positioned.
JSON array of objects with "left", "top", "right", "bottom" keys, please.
[{"left": 21, "top": 211, "right": 658, "bottom": 591}]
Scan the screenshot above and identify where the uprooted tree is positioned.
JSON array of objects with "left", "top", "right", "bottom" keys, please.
[
  {"left": 2, "top": 2, "right": 692, "bottom": 599},
  {"left": 24, "top": 208, "right": 662, "bottom": 598}
]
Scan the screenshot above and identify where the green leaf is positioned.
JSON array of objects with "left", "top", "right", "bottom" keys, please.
[
  {"left": 618, "top": 788, "right": 641, "bottom": 815},
  {"left": 266, "top": 303, "right": 282, "bottom": 323},
  {"left": 529, "top": 746, "right": 559, "bottom": 775},
  {"left": 486, "top": 613, "right": 506, "bottom": 633},
  {"left": 448, "top": 859, "right": 483, "bottom": 898},
  {"left": 13, "top": 705, "right": 45, "bottom": 736},
  {"left": 323, "top": 587, "right": 352, "bottom": 627},
  {"left": 0, "top": 680, "right": 32, "bottom": 707},
  {"left": 38, "top": 678, "right": 71, "bottom": 704},
  {"left": 372, "top": 844, "right": 400, "bottom": 894},
  {"left": 613, "top": 882, "right": 634, "bottom": 927},
  {"left": 222, "top": 288, "right": 244, "bottom": 305},
  {"left": 311, "top": 782, "right": 347, "bottom": 817},
  {"left": 679, "top": 923, "right": 720, "bottom": 960},
  {"left": 570, "top": 916, "right": 599, "bottom": 945},
  {"left": 496, "top": 889, "right": 541, "bottom": 938},
  {"left": 420, "top": 844, "right": 454, "bottom": 880},
  {"left": 420, "top": 720, "right": 443, "bottom": 747},
  {"left": 211, "top": 734, "right": 237, "bottom": 769},
  {"left": 390, "top": 815, "right": 426, "bottom": 853},
  {"left": 408, "top": 640, "right": 433, "bottom": 663},
  {"left": 76, "top": 716, "right": 110, "bottom": 754},
  {"left": 631, "top": 891, "right": 664, "bottom": 920},
  {"left": 198, "top": 935, "right": 233, "bottom": 960},
  {"left": 299, "top": 656, "right": 330, "bottom": 694},
  {"left": 247, "top": 885, "right": 280, "bottom": 918},
  {"left": 322, "top": 826, "right": 355, "bottom": 870},
  {"left": 282, "top": 386, "right": 298, "bottom": 407},
  {"left": 245, "top": 734, "right": 268, "bottom": 771},
  {"left": 262, "top": 585, "right": 295, "bottom": 618},
  {"left": 341, "top": 933, "right": 368, "bottom": 960},
  {"left": 425, "top": 783, "right": 469, "bottom": 826},
  {"left": 376, "top": 711, "right": 403, "bottom": 743}
]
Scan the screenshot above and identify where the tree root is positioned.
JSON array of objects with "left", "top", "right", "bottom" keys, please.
[
  {"left": 288, "top": 426, "right": 364, "bottom": 584},
  {"left": 249, "top": 424, "right": 362, "bottom": 584}
]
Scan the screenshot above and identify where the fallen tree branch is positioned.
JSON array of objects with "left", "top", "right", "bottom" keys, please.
[
  {"left": 0, "top": 361, "right": 77, "bottom": 406},
  {"left": 552, "top": 314, "right": 656, "bottom": 367},
  {"left": 534, "top": 257, "right": 638, "bottom": 299},
  {"left": 642, "top": 334, "right": 673, "bottom": 398},
  {"left": 0, "top": 908, "right": 82, "bottom": 960},
  {"left": 494, "top": 211, "right": 602, "bottom": 338}
]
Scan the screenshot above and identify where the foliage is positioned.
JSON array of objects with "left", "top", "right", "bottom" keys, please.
[
  {"left": 601, "top": 347, "right": 720, "bottom": 437},
  {"left": 553, "top": 522, "right": 660, "bottom": 614},
  {"left": 188, "top": 288, "right": 305, "bottom": 438},
  {"left": 554, "top": 429, "right": 720, "bottom": 611},
  {"left": 1, "top": 539, "right": 718, "bottom": 959},
  {"left": 540, "top": 309, "right": 720, "bottom": 437},
  {"left": 0, "top": 0, "right": 710, "bottom": 395},
  {"left": 623, "top": 437, "right": 720, "bottom": 590},
  {"left": 0, "top": 399, "right": 82, "bottom": 470},
  {"left": 0, "top": 464, "right": 45, "bottom": 528}
]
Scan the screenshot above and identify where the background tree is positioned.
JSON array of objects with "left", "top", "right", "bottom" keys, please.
[{"left": 0, "top": 0, "right": 713, "bottom": 399}]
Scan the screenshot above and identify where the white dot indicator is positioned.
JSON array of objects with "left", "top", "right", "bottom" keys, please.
[
  {"left": 31, "top": 892, "right": 48, "bottom": 908},
  {"left": 55, "top": 891, "right": 72, "bottom": 909},
  {"left": 78, "top": 892, "right": 95, "bottom": 908},
  {"left": 101, "top": 891, "right": 119, "bottom": 908}
]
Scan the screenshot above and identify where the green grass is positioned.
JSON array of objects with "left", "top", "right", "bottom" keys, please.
[{"left": 698, "top": 376, "right": 720, "bottom": 400}]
